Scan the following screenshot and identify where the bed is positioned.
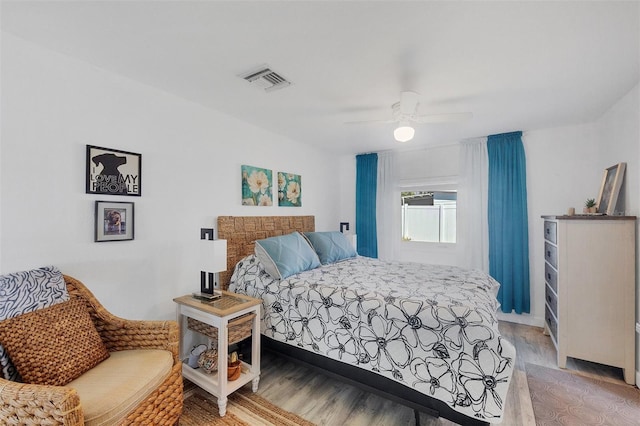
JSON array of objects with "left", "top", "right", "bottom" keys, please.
[{"left": 218, "top": 216, "right": 515, "bottom": 425}]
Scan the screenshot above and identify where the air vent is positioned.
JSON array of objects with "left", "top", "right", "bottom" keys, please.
[{"left": 239, "top": 66, "right": 291, "bottom": 92}]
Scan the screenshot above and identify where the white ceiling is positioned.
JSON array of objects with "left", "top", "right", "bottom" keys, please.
[{"left": 2, "top": 1, "right": 639, "bottom": 155}]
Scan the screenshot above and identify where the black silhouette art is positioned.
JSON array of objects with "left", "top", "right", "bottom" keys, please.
[
  {"left": 86, "top": 145, "right": 141, "bottom": 196},
  {"left": 92, "top": 153, "right": 128, "bottom": 194}
]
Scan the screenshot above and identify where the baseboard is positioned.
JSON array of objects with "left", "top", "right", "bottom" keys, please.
[
  {"left": 497, "top": 311, "right": 545, "bottom": 328},
  {"left": 636, "top": 323, "right": 640, "bottom": 388}
]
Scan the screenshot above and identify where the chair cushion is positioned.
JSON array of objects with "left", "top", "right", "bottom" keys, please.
[
  {"left": 67, "top": 349, "right": 173, "bottom": 426},
  {"left": 0, "top": 297, "right": 109, "bottom": 386},
  {"left": 0, "top": 265, "right": 69, "bottom": 381}
]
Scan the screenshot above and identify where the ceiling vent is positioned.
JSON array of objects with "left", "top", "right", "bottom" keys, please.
[{"left": 239, "top": 66, "right": 291, "bottom": 92}]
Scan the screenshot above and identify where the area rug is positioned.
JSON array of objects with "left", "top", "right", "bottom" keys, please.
[
  {"left": 526, "top": 363, "right": 640, "bottom": 426},
  {"left": 180, "top": 384, "right": 316, "bottom": 426}
]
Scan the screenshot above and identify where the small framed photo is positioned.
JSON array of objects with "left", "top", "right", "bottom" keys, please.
[
  {"left": 596, "top": 162, "right": 626, "bottom": 215},
  {"left": 86, "top": 145, "right": 142, "bottom": 196},
  {"left": 95, "top": 201, "right": 134, "bottom": 242}
]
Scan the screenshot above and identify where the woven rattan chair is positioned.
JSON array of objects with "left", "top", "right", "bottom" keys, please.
[{"left": 0, "top": 274, "right": 183, "bottom": 425}]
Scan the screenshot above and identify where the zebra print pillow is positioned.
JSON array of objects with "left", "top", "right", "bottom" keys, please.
[{"left": 0, "top": 266, "right": 69, "bottom": 381}]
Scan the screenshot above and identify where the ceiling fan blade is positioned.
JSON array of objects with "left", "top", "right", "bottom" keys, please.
[
  {"left": 414, "top": 112, "right": 473, "bottom": 123},
  {"left": 344, "top": 119, "right": 395, "bottom": 125}
]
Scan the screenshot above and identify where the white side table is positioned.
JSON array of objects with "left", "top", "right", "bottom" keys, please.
[{"left": 174, "top": 291, "right": 261, "bottom": 416}]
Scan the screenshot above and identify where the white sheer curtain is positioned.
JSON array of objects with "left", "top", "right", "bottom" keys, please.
[
  {"left": 457, "top": 138, "right": 489, "bottom": 271},
  {"left": 376, "top": 151, "right": 396, "bottom": 261}
]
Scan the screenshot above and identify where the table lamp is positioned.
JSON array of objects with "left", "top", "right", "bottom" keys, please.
[{"left": 195, "top": 228, "right": 227, "bottom": 300}]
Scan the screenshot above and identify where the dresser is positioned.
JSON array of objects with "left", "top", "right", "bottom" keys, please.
[{"left": 542, "top": 215, "right": 636, "bottom": 384}]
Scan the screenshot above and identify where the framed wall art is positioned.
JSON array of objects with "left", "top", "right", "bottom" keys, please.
[
  {"left": 596, "top": 162, "right": 626, "bottom": 215},
  {"left": 95, "top": 201, "right": 134, "bottom": 242},
  {"left": 86, "top": 145, "right": 142, "bottom": 196},
  {"left": 241, "top": 165, "right": 273, "bottom": 206},
  {"left": 277, "top": 172, "right": 302, "bottom": 207}
]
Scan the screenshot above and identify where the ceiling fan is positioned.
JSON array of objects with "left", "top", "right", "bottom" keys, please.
[{"left": 346, "top": 91, "right": 472, "bottom": 142}]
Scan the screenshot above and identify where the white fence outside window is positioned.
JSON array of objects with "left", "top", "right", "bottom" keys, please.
[{"left": 401, "top": 202, "right": 456, "bottom": 243}]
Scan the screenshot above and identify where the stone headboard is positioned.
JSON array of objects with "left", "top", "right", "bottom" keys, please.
[{"left": 217, "top": 216, "right": 315, "bottom": 290}]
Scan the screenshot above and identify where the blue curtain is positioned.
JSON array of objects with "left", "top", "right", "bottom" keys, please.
[
  {"left": 356, "top": 153, "right": 378, "bottom": 258},
  {"left": 487, "top": 131, "right": 530, "bottom": 314}
]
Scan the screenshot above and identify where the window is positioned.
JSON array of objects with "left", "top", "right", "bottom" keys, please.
[{"left": 401, "top": 190, "right": 456, "bottom": 243}]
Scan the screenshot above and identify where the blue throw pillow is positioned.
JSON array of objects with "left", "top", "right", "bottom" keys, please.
[
  {"left": 303, "top": 231, "right": 357, "bottom": 265},
  {"left": 254, "top": 232, "right": 321, "bottom": 279}
]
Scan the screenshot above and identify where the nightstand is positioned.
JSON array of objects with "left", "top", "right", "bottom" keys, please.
[{"left": 173, "top": 291, "right": 262, "bottom": 416}]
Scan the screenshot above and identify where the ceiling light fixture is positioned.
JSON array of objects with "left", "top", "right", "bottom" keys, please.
[{"left": 394, "top": 122, "right": 415, "bottom": 142}]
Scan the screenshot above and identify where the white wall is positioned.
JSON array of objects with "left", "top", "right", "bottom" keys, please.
[
  {"left": 0, "top": 34, "right": 341, "bottom": 320},
  {"left": 338, "top": 154, "right": 356, "bottom": 235}
]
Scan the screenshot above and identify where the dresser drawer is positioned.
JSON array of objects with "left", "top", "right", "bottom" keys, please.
[
  {"left": 544, "top": 262, "right": 557, "bottom": 293},
  {"left": 543, "top": 220, "right": 557, "bottom": 244},
  {"left": 545, "top": 304, "right": 558, "bottom": 343},
  {"left": 544, "top": 241, "right": 558, "bottom": 268},
  {"left": 545, "top": 283, "right": 558, "bottom": 318}
]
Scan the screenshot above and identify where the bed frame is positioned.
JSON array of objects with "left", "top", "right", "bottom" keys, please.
[{"left": 217, "top": 215, "right": 489, "bottom": 426}]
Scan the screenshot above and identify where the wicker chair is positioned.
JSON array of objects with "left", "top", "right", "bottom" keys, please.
[{"left": 0, "top": 274, "right": 183, "bottom": 425}]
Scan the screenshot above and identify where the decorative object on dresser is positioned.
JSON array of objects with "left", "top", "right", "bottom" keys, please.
[
  {"left": 195, "top": 227, "right": 227, "bottom": 300},
  {"left": 174, "top": 291, "right": 261, "bottom": 417},
  {"left": 583, "top": 198, "right": 597, "bottom": 214},
  {"left": 542, "top": 215, "right": 636, "bottom": 384},
  {"left": 596, "top": 162, "right": 626, "bottom": 215}
]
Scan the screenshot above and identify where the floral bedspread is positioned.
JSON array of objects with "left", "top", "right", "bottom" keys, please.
[{"left": 229, "top": 255, "right": 515, "bottom": 423}]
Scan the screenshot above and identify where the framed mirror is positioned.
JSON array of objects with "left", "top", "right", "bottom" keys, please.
[{"left": 596, "top": 162, "right": 626, "bottom": 215}]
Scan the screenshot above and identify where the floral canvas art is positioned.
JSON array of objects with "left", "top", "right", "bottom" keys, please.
[
  {"left": 242, "top": 165, "right": 273, "bottom": 206},
  {"left": 278, "top": 172, "right": 302, "bottom": 207}
]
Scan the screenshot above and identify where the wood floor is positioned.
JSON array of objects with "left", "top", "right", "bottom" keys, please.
[{"left": 254, "top": 321, "right": 632, "bottom": 426}]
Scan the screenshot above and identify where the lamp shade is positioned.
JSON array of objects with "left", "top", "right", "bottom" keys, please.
[
  {"left": 394, "top": 123, "right": 415, "bottom": 142},
  {"left": 200, "top": 239, "right": 227, "bottom": 273}
]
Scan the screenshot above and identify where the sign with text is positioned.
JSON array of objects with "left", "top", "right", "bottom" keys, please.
[{"left": 86, "top": 145, "right": 141, "bottom": 196}]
